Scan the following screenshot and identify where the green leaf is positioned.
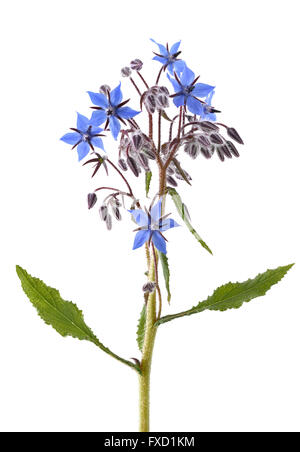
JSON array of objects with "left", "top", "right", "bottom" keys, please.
[
  {"left": 145, "top": 171, "right": 152, "bottom": 197},
  {"left": 16, "top": 266, "right": 140, "bottom": 373},
  {"left": 167, "top": 187, "right": 213, "bottom": 255},
  {"left": 156, "top": 264, "right": 294, "bottom": 326},
  {"left": 137, "top": 304, "right": 146, "bottom": 352},
  {"left": 158, "top": 251, "right": 171, "bottom": 303}
]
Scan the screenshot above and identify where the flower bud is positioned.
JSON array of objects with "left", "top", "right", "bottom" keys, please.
[
  {"left": 167, "top": 175, "right": 178, "bottom": 187},
  {"left": 142, "top": 282, "right": 156, "bottom": 293},
  {"left": 142, "top": 148, "right": 156, "bottom": 160},
  {"left": 200, "top": 147, "right": 213, "bottom": 159},
  {"left": 216, "top": 148, "right": 225, "bottom": 162},
  {"left": 132, "top": 133, "right": 143, "bottom": 150},
  {"left": 121, "top": 67, "right": 132, "bottom": 77},
  {"left": 130, "top": 59, "right": 143, "bottom": 71},
  {"left": 99, "top": 205, "right": 108, "bottom": 221},
  {"left": 137, "top": 153, "right": 149, "bottom": 171},
  {"left": 144, "top": 94, "right": 156, "bottom": 114},
  {"left": 210, "top": 133, "right": 224, "bottom": 145},
  {"left": 220, "top": 144, "right": 232, "bottom": 158},
  {"left": 199, "top": 121, "right": 219, "bottom": 132},
  {"left": 127, "top": 156, "right": 139, "bottom": 177},
  {"left": 197, "top": 134, "right": 210, "bottom": 147},
  {"left": 156, "top": 94, "right": 169, "bottom": 109},
  {"left": 226, "top": 141, "right": 240, "bottom": 157},
  {"left": 227, "top": 127, "right": 244, "bottom": 145},
  {"left": 105, "top": 213, "right": 112, "bottom": 230},
  {"left": 87, "top": 193, "right": 97, "bottom": 209},
  {"left": 112, "top": 206, "right": 122, "bottom": 221},
  {"left": 118, "top": 158, "right": 128, "bottom": 171},
  {"left": 99, "top": 85, "right": 111, "bottom": 95}
]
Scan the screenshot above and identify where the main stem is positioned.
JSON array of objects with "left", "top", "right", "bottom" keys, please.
[
  {"left": 139, "top": 163, "right": 166, "bottom": 432},
  {"left": 139, "top": 257, "right": 157, "bottom": 432}
]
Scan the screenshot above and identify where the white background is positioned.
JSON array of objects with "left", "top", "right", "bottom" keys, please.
[{"left": 1, "top": 0, "right": 299, "bottom": 433}]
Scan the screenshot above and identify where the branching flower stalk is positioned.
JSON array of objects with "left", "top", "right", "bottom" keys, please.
[{"left": 16, "top": 39, "right": 294, "bottom": 433}]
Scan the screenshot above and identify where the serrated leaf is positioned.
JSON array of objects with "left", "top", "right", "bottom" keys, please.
[
  {"left": 156, "top": 264, "right": 294, "bottom": 326},
  {"left": 167, "top": 187, "right": 213, "bottom": 255},
  {"left": 145, "top": 171, "right": 152, "bottom": 197},
  {"left": 16, "top": 266, "right": 140, "bottom": 373},
  {"left": 158, "top": 251, "right": 171, "bottom": 303},
  {"left": 137, "top": 304, "right": 146, "bottom": 352}
]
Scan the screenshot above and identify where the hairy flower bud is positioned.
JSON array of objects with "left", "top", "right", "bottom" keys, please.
[
  {"left": 144, "top": 94, "right": 156, "bottom": 114},
  {"left": 167, "top": 175, "right": 178, "bottom": 187},
  {"left": 200, "top": 147, "right": 213, "bottom": 159},
  {"left": 87, "top": 193, "right": 97, "bottom": 209},
  {"left": 132, "top": 133, "right": 143, "bottom": 150},
  {"left": 105, "top": 213, "right": 112, "bottom": 230},
  {"left": 130, "top": 59, "right": 143, "bottom": 71},
  {"left": 227, "top": 127, "right": 244, "bottom": 145},
  {"left": 210, "top": 133, "right": 224, "bottom": 145},
  {"left": 142, "top": 282, "right": 156, "bottom": 293},
  {"left": 118, "top": 158, "right": 128, "bottom": 171},
  {"left": 127, "top": 156, "right": 139, "bottom": 177},
  {"left": 121, "top": 67, "right": 132, "bottom": 77},
  {"left": 99, "top": 84, "right": 111, "bottom": 95},
  {"left": 156, "top": 94, "right": 169, "bottom": 109},
  {"left": 227, "top": 141, "right": 240, "bottom": 157},
  {"left": 220, "top": 144, "right": 232, "bottom": 158},
  {"left": 199, "top": 121, "right": 219, "bottom": 132},
  {"left": 112, "top": 206, "right": 122, "bottom": 221},
  {"left": 142, "top": 148, "right": 156, "bottom": 160},
  {"left": 197, "top": 134, "right": 210, "bottom": 147},
  {"left": 99, "top": 205, "right": 108, "bottom": 221}
]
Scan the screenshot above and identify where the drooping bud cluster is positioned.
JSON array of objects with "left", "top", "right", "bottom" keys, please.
[
  {"left": 181, "top": 120, "right": 243, "bottom": 162},
  {"left": 118, "top": 130, "right": 156, "bottom": 177},
  {"left": 99, "top": 197, "right": 122, "bottom": 230},
  {"left": 143, "top": 86, "right": 170, "bottom": 114}
]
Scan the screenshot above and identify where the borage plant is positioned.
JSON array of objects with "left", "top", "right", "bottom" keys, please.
[{"left": 16, "top": 39, "right": 293, "bottom": 432}]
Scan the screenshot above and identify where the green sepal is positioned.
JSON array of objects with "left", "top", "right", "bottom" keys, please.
[{"left": 156, "top": 264, "right": 294, "bottom": 326}]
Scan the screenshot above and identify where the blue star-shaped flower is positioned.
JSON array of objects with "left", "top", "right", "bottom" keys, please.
[
  {"left": 60, "top": 113, "right": 105, "bottom": 161},
  {"left": 87, "top": 83, "right": 140, "bottom": 140},
  {"left": 129, "top": 200, "right": 180, "bottom": 255},
  {"left": 167, "top": 66, "right": 215, "bottom": 115},
  {"left": 150, "top": 39, "right": 186, "bottom": 75}
]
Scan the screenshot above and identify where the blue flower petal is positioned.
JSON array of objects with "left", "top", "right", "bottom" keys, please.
[
  {"left": 90, "top": 110, "right": 107, "bottom": 126},
  {"left": 128, "top": 209, "right": 149, "bottom": 226},
  {"left": 90, "top": 136, "right": 105, "bottom": 150},
  {"left": 150, "top": 39, "right": 168, "bottom": 57},
  {"left": 167, "top": 74, "right": 181, "bottom": 93},
  {"left": 109, "top": 116, "right": 121, "bottom": 140},
  {"left": 77, "top": 113, "right": 90, "bottom": 131},
  {"left": 170, "top": 41, "right": 181, "bottom": 54},
  {"left": 160, "top": 219, "right": 180, "bottom": 232},
  {"left": 153, "top": 55, "right": 167, "bottom": 64},
  {"left": 133, "top": 230, "right": 151, "bottom": 250},
  {"left": 117, "top": 106, "right": 140, "bottom": 119},
  {"left": 110, "top": 83, "right": 123, "bottom": 106},
  {"left": 60, "top": 132, "right": 80, "bottom": 145},
  {"left": 76, "top": 141, "right": 90, "bottom": 161},
  {"left": 87, "top": 91, "right": 108, "bottom": 108},
  {"left": 173, "top": 59, "right": 186, "bottom": 74},
  {"left": 150, "top": 200, "right": 162, "bottom": 223},
  {"left": 91, "top": 125, "right": 103, "bottom": 135},
  {"left": 152, "top": 231, "right": 167, "bottom": 254},
  {"left": 205, "top": 90, "right": 215, "bottom": 106},
  {"left": 180, "top": 66, "right": 195, "bottom": 87},
  {"left": 186, "top": 96, "right": 204, "bottom": 115},
  {"left": 173, "top": 94, "right": 185, "bottom": 108},
  {"left": 192, "top": 83, "right": 215, "bottom": 98}
]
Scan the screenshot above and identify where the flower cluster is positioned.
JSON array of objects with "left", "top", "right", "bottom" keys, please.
[{"left": 60, "top": 39, "right": 244, "bottom": 253}]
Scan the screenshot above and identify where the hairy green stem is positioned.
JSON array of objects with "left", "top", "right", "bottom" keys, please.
[{"left": 139, "top": 255, "right": 157, "bottom": 432}]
